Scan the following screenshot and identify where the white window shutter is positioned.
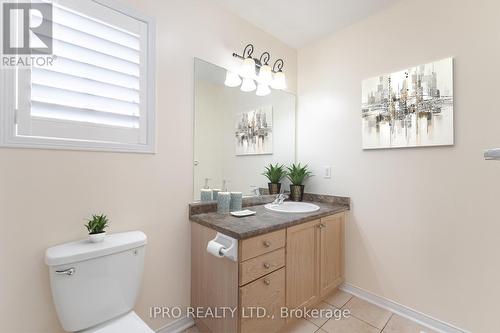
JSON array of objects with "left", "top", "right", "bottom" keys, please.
[{"left": 11, "top": 0, "right": 155, "bottom": 152}]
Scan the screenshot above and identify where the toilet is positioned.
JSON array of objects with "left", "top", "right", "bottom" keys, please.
[{"left": 45, "top": 231, "right": 154, "bottom": 333}]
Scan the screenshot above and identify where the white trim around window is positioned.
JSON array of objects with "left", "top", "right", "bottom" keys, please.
[{"left": 0, "top": 0, "right": 156, "bottom": 153}]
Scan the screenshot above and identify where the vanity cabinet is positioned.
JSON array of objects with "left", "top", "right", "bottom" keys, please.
[
  {"left": 286, "top": 219, "right": 321, "bottom": 310},
  {"left": 191, "top": 211, "right": 346, "bottom": 333},
  {"left": 285, "top": 213, "right": 345, "bottom": 311},
  {"left": 319, "top": 213, "right": 345, "bottom": 297},
  {"left": 239, "top": 248, "right": 285, "bottom": 285},
  {"left": 240, "top": 229, "right": 285, "bottom": 261},
  {"left": 239, "top": 230, "right": 286, "bottom": 333},
  {"left": 239, "top": 267, "right": 285, "bottom": 333}
]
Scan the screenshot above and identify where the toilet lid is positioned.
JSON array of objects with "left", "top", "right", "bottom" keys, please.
[{"left": 83, "top": 312, "right": 154, "bottom": 333}]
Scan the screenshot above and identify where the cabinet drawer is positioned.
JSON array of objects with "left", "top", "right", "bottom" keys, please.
[
  {"left": 240, "top": 229, "right": 286, "bottom": 261},
  {"left": 239, "top": 248, "right": 285, "bottom": 286},
  {"left": 240, "top": 267, "right": 285, "bottom": 333}
]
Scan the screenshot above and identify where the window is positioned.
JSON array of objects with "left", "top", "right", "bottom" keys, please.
[{"left": 0, "top": 0, "right": 156, "bottom": 153}]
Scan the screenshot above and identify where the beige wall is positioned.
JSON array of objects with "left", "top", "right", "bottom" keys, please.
[
  {"left": 297, "top": 0, "right": 500, "bottom": 332},
  {"left": 0, "top": 1, "right": 296, "bottom": 332}
]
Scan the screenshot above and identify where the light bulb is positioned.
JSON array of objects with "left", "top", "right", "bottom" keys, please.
[
  {"left": 240, "top": 78, "right": 256, "bottom": 92},
  {"left": 240, "top": 57, "right": 256, "bottom": 79},
  {"left": 271, "top": 71, "right": 287, "bottom": 90},
  {"left": 257, "top": 64, "right": 273, "bottom": 85},
  {"left": 224, "top": 71, "right": 242, "bottom": 87},
  {"left": 256, "top": 83, "right": 271, "bottom": 96}
]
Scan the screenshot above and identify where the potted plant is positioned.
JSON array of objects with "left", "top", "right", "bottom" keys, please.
[
  {"left": 262, "top": 163, "right": 286, "bottom": 195},
  {"left": 286, "top": 163, "right": 313, "bottom": 202},
  {"left": 84, "top": 214, "right": 109, "bottom": 243}
]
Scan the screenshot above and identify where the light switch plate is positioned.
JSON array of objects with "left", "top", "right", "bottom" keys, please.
[{"left": 323, "top": 165, "right": 332, "bottom": 179}]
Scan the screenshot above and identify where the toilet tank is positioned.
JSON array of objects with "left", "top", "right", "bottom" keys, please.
[{"left": 45, "top": 231, "right": 147, "bottom": 332}]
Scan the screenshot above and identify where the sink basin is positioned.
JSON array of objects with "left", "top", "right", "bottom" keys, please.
[{"left": 264, "top": 202, "right": 320, "bottom": 213}]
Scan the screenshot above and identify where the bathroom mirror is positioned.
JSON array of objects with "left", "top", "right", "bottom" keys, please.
[{"left": 193, "top": 58, "right": 296, "bottom": 201}]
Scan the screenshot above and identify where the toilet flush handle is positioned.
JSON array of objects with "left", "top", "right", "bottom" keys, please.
[{"left": 55, "top": 267, "right": 75, "bottom": 276}]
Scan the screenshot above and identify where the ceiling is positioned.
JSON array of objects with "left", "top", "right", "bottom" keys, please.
[{"left": 213, "top": 0, "right": 401, "bottom": 49}]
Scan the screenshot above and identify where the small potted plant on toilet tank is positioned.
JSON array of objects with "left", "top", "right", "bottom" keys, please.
[
  {"left": 286, "top": 163, "right": 313, "bottom": 202},
  {"left": 84, "top": 214, "right": 109, "bottom": 243},
  {"left": 262, "top": 163, "right": 286, "bottom": 195}
]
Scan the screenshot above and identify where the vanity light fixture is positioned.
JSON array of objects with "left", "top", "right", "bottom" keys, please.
[
  {"left": 240, "top": 58, "right": 257, "bottom": 79},
  {"left": 270, "top": 59, "right": 287, "bottom": 90},
  {"left": 256, "top": 83, "right": 271, "bottom": 96},
  {"left": 226, "top": 43, "right": 287, "bottom": 96},
  {"left": 224, "top": 71, "right": 242, "bottom": 87},
  {"left": 239, "top": 44, "right": 257, "bottom": 79},
  {"left": 241, "top": 78, "right": 257, "bottom": 92},
  {"left": 257, "top": 52, "right": 273, "bottom": 85}
]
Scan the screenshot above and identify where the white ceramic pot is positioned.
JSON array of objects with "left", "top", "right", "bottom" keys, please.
[{"left": 89, "top": 232, "right": 106, "bottom": 243}]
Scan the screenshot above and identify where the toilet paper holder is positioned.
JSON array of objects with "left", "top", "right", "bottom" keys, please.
[{"left": 207, "top": 232, "right": 238, "bottom": 261}]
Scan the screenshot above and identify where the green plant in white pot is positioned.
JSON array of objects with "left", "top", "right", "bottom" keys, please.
[
  {"left": 84, "top": 214, "right": 109, "bottom": 243},
  {"left": 286, "top": 163, "right": 313, "bottom": 202}
]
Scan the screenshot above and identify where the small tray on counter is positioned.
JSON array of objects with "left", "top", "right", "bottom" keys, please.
[{"left": 230, "top": 210, "right": 256, "bottom": 217}]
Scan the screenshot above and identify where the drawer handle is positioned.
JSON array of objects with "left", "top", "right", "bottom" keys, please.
[
  {"left": 263, "top": 278, "right": 271, "bottom": 285},
  {"left": 263, "top": 240, "right": 271, "bottom": 247},
  {"left": 318, "top": 223, "right": 326, "bottom": 229},
  {"left": 263, "top": 263, "right": 271, "bottom": 269}
]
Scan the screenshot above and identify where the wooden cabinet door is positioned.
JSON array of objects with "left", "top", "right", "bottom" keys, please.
[
  {"left": 320, "top": 213, "right": 345, "bottom": 297},
  {"left": 286, "top": 219, "right": 321, "bottom": 310}
]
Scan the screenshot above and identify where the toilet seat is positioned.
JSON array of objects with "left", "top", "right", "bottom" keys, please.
[{"left": 83, "top": 311, "right": 154, "bottom": 333}]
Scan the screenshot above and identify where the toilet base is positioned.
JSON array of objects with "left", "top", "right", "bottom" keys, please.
[{"left": 82, "top": 311, "right": 153, "bottom": 333}]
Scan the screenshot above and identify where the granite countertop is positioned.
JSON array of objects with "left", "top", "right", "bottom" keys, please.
[{"left": 189, "top": 194, "right": 349, "bottom": 239}]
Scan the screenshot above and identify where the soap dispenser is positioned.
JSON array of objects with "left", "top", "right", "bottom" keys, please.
[
  {"left": 200, "top": 178, "right": 213, "bottom": 202},
  {"left": 217, "top": 180, "right": 231, "bottom": 214}
]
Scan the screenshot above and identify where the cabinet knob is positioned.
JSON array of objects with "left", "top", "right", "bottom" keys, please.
[
  {"left": 263, "top": 240, "right": 271, "bottom": 247},
  {"left": 319, "top": 223, "right": 326, "bottom": 229},
  {"left": 263, "top": 262, "right": 271, "bottom": 269},
  {"left": 263, "top": 278, "right": 271, "bottom": 285}
]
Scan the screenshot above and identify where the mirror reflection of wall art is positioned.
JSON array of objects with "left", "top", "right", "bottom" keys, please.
[
  {"left": 362, "top": 57, "right": 454, "bottom": 149},
  {"left": 235, "top": 106, "right": 273, "bottom": 156}
]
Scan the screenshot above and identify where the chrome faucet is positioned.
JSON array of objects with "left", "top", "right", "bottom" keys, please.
[
  {"left": 272, "top": 193, "right": 288, "bottom": 205},
  {"left": 250, "top": 185, "right": 260, "bottom": 196}
]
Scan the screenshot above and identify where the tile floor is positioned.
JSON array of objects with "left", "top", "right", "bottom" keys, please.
[{"left": 183, "top": 290, "right": 438, "bottom": 333}]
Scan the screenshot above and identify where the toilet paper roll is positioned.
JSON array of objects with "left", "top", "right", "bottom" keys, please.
[{"left": 206, "top": 240, "right": 225, "bottom": 258}]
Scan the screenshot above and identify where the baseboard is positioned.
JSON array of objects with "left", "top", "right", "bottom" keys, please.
[
  {"left": 340, "top": 283, "right": 470, "bottom": 333},
  {"left": 156, "top": 316, "right": 194, "bottom": 333}
]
